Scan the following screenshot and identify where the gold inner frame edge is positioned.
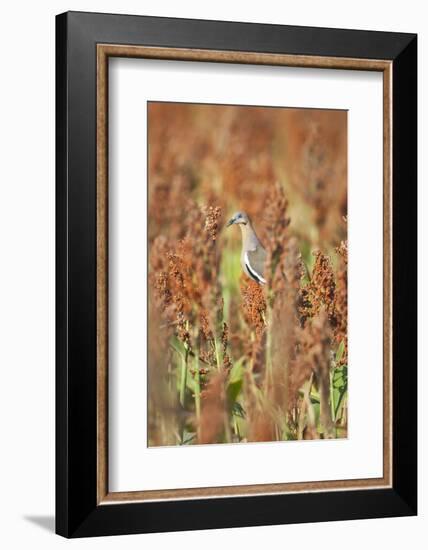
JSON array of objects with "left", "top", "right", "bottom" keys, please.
[{"left": 96, "top": 44, "right": 393, "bottom": 505}]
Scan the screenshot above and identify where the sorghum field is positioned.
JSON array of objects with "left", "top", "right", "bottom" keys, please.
[{"left": 148, "top": 102, "right": 348, "bottom": 446}]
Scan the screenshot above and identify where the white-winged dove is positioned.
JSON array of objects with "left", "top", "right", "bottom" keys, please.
[{"left": 227, "top": 211, "right": 267, "bottom": 285}]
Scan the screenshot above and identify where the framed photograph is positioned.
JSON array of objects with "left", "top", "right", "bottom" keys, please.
[{"left": 56, "top": 11, "right": 417, "bottom": 537}]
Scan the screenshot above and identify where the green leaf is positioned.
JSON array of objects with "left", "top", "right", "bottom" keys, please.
[
  {"left": 186, "top": 375, "right": 196, "bottom": 393},
  {"left": 227, "top": 358, "right": 245, "bottom": 405},
  {"left": 312, "top": 402, "right": 321, "bottom": 427},
  {"left": 335, "top": 340, "right": 345, "bottom": 363},
  {"left": 228, "top": 379, "right": 243, "bottom": 405},
  {"left": 309, "top": 387, "right": 320, "bottom": 404},
  {"left": 332, "top": 364, "right": 348, "bottom": 419},
  {"left": 170, "top": 335, "right": 187, "bottom": 358},
  {"left": 181, "top": 431, "right": 196, "bottom": 445},
  {"left": 231, "top": 401, "right": 246, "bottom": 419},
  {"left": 229, "top": 357, "right": 245, "bottom": 384}
]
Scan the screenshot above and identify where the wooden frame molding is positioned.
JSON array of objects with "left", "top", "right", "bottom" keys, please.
[{"left": 96, "top": 43, "right": 393, "bottom": 505}]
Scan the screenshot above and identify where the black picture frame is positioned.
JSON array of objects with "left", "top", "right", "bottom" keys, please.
[{"left": 56, "top": 11, "right": 417, "bottom": 538}]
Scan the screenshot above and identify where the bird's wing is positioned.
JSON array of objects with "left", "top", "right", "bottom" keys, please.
[{"left": 245, "top": 246, "right": 267, "bottom": 284}]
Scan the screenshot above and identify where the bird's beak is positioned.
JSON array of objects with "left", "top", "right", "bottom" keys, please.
[{"left": 226, "top": 217, "right": 235, "bottom": 228}]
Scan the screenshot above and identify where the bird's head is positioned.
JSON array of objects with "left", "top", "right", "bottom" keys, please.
[{"left": 226, "top": 211, "right": 250, "bottom": 227}]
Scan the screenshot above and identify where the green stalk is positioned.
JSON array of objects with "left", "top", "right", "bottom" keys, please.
[
  {"left": 194, "top": 350, "right": 201, "bottom": 422},
  {"left": 213, "top": 337, "right": 223, "bottom": 371},
  {"left": 213, "top": 334, "right": 232, "bottom": 442},
  {"left": 329, "top": 368, "right": 336, "bottom": 423},
  {"left": 233, "top": 416, "right": 240, "bottom": 441},
  {"left": 297, "top": 373, "right": 314, "bottom": 440},
  {"left": 340, "top": 394, "right": 348, "bottom": 426},
  {"left": 179, "top": 345, "right": 189, "bottom": 408},
  {"left": 328, "top": 367, "right": 337, "bottom": 439},
  {"left": 264, "top": 300, "right": 273, "bottom": 396}
]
